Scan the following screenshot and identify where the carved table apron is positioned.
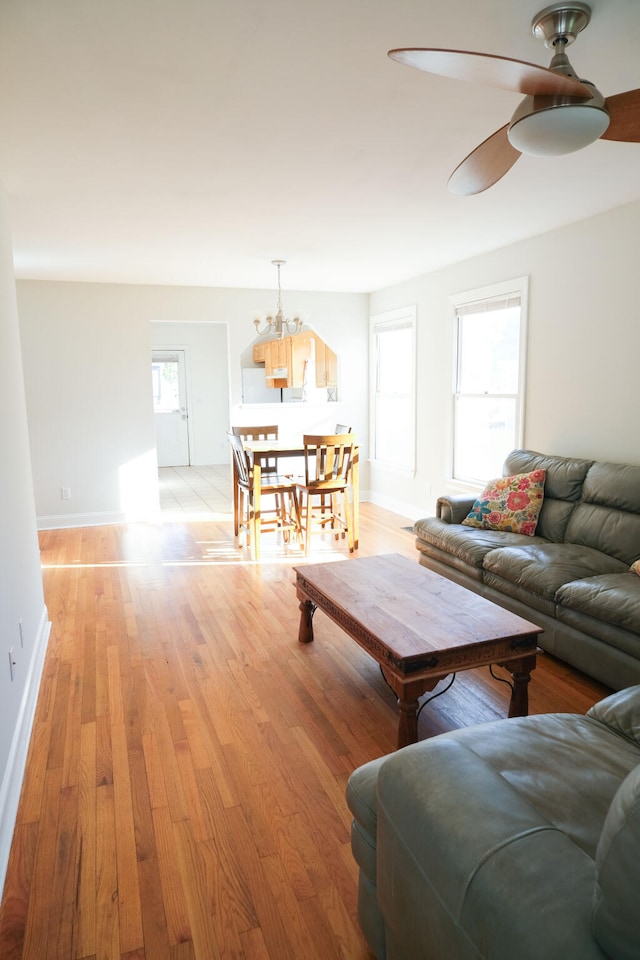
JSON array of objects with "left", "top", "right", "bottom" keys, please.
[{"left": 294, "top": 553, "right": 541, "bottom": 748}]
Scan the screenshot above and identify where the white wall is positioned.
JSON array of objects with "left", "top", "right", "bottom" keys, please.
[
  {"left": 151, "top": 321, "right": 230, "bottom": 465},
  {"left": 368, "top": 198, "right": 640, "bottom": 521},
  {"left": 19, "top": 282, "right": 159, "bottom": 527},
  {"left": 17, "top": 281, "right": 369, "bottom": 527},
  {"left": 0, "top": 184, "right": 49, "bottom": 896}
]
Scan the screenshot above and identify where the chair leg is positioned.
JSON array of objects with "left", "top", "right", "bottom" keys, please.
[
  {"left": 236, "top": 489, "right": 249, "bottom": 547},
  {"left": 345, "top": 489, "right": 354, "bottom": 552},
  {"left": 304, "top": 492, "right": 313, "bottom": 557},
  {"left": 290, "top": 491, "right": 303, "bottom": 547},
  {"left": 248, "top": 493, "right": 260, "bottom": 561},
  {"left": 234, "top": 485, "right": 239, "bottom": 537},
  {"left": 276, "top": 493, "right": 288, "bottom": 540}
]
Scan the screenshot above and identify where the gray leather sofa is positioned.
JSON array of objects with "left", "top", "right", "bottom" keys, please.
[
  {"left": 414, "top": 449, "right": 640, "bottom": 691},
  {"left": 347, "top": 685, "right": 640, "bottom": 960}
]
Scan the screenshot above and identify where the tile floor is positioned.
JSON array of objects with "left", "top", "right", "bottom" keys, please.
[
  {"left": 158, "top": 464, "right": 233, "bottom": 520},
  {"left": 158, "top": 464, "right": 357, "bottom": 561}
]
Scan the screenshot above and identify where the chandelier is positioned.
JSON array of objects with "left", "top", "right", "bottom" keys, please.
[{"left": 254, "top": 260, "right": 302, "bottom": 339}]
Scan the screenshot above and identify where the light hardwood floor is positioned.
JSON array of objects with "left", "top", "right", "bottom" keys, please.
[{"left": 0, "top": 502, "right": 611, "bottom": 960}]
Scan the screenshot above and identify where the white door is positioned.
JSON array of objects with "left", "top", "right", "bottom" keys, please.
[{"left": 152, "top": 350, "right": 190, "bottom": 466}]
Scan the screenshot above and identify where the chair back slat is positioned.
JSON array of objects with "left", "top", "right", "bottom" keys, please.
[{"left": 302, "top": 433, "right": 356, "bottom": 487}]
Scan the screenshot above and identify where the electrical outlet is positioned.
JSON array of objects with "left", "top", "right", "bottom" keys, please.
[
  {"left": 61, "top": 487, "right": 71, "bottom": 500},
  {"left": 8, "top": 647, "right": 16, "bottom": 682}
]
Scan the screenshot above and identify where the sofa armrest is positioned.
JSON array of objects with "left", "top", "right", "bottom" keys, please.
[
  {"left": 587, "top": 684, "right": 640, "bottom": 746},
  {"left": 436, "top": 494, "right": 476, "bottom": 524},
  {"left": 375, "top": 738, "right": 606, "bottom": 959}
]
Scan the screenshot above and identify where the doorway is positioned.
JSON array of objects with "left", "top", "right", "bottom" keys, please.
[{"left": 152, "top": 349, "right": 190, "bottom": 467}]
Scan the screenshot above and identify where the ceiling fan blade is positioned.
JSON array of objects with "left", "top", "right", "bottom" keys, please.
[
  {"left": 388, "top": 48, "right": 592, "bottom": 98},
  {"left": 601, "top": 89, "right": 640, "bottom": 141},
  {"left": 448, "top": 125, "right": 521, "bottom": 196}
]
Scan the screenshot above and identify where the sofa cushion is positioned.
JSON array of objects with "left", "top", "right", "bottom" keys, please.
[
  {"left": 593, "top": 763, "right": 640, "bottom": 960},
  {"left": 555, "top": 607, "right": 640, "bottom": 661},
  {"left": 413, "top": 517, "right": 547, "bottom": 571},
  {"left": 556, "top": 573, "right": 640, "bottom": 636},
  {"left": 482, "top": 543, "right": 628, "bottom": 601},
  {"left": 564, "top": 502, "right": 640, "bottom": 567},
  {"left": 588, "top": 685, "right": 640, "bottom": 746},
  {"left": 461, "top": 470, "right": 546, "bottom": 535},
  {"left": 583, "top": 461, "right": 640, "bottom": 515},
  {"left": 562, "top": 461, "right": 640, "bottom": 565},
  {"left": 504, "top": 449, "right": 593, "bottom": 542},
  {"left": 504, "top": 449, "right": 592, "bottom": 501}
]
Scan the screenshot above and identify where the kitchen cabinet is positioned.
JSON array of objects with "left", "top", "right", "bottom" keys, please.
[
  {"left": 264, "top": 337, "right": 291, "bottom": 388},
  {"left": 315, "top": 341, "right": 337, "bottom": 388},
  {"left": 253, "top": 331, "right": 337, "bottom": 391}
]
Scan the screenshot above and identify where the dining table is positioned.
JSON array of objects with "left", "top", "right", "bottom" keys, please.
[{"left": 238, "top": 437, "right": 359, "bottom": 561}]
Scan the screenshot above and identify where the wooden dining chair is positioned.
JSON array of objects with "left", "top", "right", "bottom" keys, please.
[
  {"left": 227, "top": 431, "right": 301, "bottom": 559},
  {"left": 295, "top": 433, "right": 357, "bottom": 556},
  {"left": 230, "top": 425, "right": 279, "bottom": 535},
  {"left": 231, "top": 425, "right": 279, "bottom": 474},
  {"left": 317, "top": 425, "right": 352, "bottom": 516}
]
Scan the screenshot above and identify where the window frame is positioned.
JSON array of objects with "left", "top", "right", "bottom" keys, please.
[
  {"left": 369, "top": 305, "right": 417, "bottom": 473},
  {"left": 450, "top": 277, "right": 529, "bottom": 486}
]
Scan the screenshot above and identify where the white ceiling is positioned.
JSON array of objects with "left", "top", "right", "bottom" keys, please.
[{"left": 1, "top": 0, "right": 639, "bottom": 294}]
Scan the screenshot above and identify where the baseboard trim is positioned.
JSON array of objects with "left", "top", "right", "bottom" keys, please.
[
  {"left": 366, "top": 491, "right": 427, "bottom": 521},
  {"left": 0, "top": 605, "right": 51, "bottom": 898},
  {"left": 37, "top": 510, "right": 127, "bottom": 530}
]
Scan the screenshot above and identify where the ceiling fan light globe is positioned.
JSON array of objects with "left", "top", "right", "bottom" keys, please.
[{"left": 507, "top": 100, "right": 610, "bottom": 156}]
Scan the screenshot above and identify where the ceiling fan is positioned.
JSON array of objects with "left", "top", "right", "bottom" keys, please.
[{"left": 388, "top": 2, "right": 640, "bottom": 195}]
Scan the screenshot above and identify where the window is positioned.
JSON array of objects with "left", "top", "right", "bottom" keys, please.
[
  {"left": 452, "top": 279, "right": 528, "bottom": 484},
  {"left": 370, "top": 307, "right": 416, "bottom": 471},
  {"left": 152, "top": 354, "right": 181, "bottom": 413}
]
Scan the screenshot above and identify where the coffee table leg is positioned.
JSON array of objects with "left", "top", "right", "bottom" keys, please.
[
  {"left": 396, "top": 697, "right": 419, "bottom": 749},
  {"left": 383, "top": 671, "right": 437, "bottom": 749},
  {"left": 298, "top": 599, "right": 316, "bottom": 644},
  {"left": 506, "top": 655, "right": 536, "bottom": 717}
]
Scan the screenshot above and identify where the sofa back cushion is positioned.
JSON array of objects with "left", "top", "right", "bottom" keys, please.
[
  {"left": 503, "top": 450, "right": 593, "bottom": 543},
  {"left": 564, "top": 462, "right": 640, "bottom": 565},
  {"left": 593, "top": 763, "right": 640, "bottom": 960}
]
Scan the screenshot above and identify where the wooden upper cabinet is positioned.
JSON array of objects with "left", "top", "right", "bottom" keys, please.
[
  {"left": 290, "top": 332, "right": 314, "bottom": 388},
  {"left": 264, "top": 337, "right": 292, "bottom": 388},
  {"left": 252, "top": 331, "right": 336, "bottom": 390},
  {"left": 316, "top": 341, "right": 337, "bottom": 387},
  {"left": 252, "top": 341, "right": 266, "bottom": 363}
]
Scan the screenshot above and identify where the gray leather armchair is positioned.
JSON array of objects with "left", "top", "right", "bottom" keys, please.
[{"left": 347, "top": 685, "right": 640, "bottom": 959}]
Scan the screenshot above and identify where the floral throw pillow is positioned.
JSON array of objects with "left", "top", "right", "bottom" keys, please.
[
  {"left": 631, "top": 560, "right": 640, "bottom": 576},
  {"left": 462, "top": 469, "right": 546, "bottom": 536}
]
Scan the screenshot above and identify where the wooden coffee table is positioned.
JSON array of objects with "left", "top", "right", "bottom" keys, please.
[{"left": 294, "top": 553, "right": 542, "bottom": 748}]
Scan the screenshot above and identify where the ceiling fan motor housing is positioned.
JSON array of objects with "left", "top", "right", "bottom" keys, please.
[
  {"left": 509, "top": 4, "right": 609, "bottom": 156},
  {"left": 508, "top": 83, "right": 610, "bottom": 156}
]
